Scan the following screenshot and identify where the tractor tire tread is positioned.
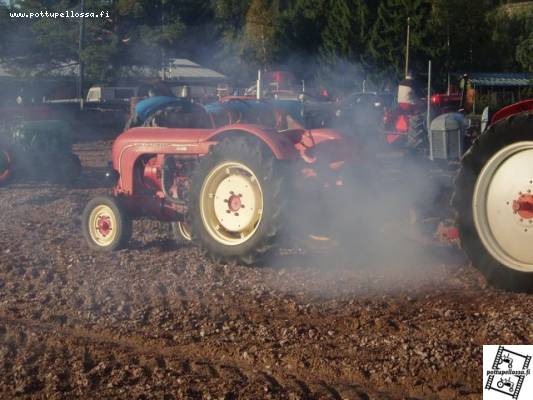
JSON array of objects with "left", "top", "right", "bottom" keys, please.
[{"left": 452, "top": 110, "right": 533, "bottom": 291}]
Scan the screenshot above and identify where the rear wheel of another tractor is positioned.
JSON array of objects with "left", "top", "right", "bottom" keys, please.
[
  {"left": 82, "top": 195, "right": 132, "bottom": 252},
  {"left": 453, "top": 111, "right": 533, "bottom": 291},
  {"left": 0, "top": 148, "right": 12, "bottom": 185},
  {"left": 51, "top": 153, "right": 82, "bottom": 185},
  {"left": 187, "top": 137, "right": 284, "bottom": 265},
  {"left": 406, "top": 114, "right": 428, "bottom": 157}
]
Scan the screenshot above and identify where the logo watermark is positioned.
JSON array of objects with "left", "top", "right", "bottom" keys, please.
[
  {"left": 9, "top": 10, "right": 110, "bottom": 19},
  {"left": 484, "top": 345, "right": 532, "bottom": 399}
]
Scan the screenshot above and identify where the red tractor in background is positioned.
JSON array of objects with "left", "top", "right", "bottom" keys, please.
[
  {"left": 453, "top": 98, "right": 533, "bottom": 290},
  {"left": 383, "top": 74, "right": 465, "bottom": 153},
  {"left": 82, "top": 98, "right": 357, "bottom": 264}
]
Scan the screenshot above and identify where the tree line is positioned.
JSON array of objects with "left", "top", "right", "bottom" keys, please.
[{"left": 0, "top": 0, "right": 531, "bottom": 91}]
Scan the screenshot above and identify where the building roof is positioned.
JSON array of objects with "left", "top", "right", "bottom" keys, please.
[
  {"left": 0, "top": 64, "right": 13, "bottom": 78},
  {"left": 119, "top": 58, "right": 227, "bottom": 84},
  {"left": 469, "top": 73, "right": 533, "bottom": 87},
  {"left": 163, "top": 58, "right": 227, "bottom": 82}
]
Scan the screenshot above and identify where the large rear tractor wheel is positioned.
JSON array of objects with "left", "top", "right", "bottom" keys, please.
[
  {"left": 0, "top": 148, "right": 12, "bottom": 185},
  {"left": 82, "top": 195, "right": 132, "bottom": 252},
  {"left": 453, "top": 111, "right": 533, "bottom": 291},
  {"left": 187, "top": 137, "right": 284, "bottom": 265}
]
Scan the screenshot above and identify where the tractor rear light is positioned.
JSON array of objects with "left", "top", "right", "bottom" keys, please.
[{"left": 395, "top": 114, "right": 409, "bottom": 133}]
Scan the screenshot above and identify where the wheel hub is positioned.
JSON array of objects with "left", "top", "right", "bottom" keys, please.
[
  {"left": 512, "top": 194, "right": 533, "bottom": 219},
  {"left": 96, "top": 215, "right": 112, "bottom": 236},
  {"left": 213, "top": 174, "right": 258, "bottom": 232},
  {"left": 228, "top": 193, "right": 242, "bottom": 212}
]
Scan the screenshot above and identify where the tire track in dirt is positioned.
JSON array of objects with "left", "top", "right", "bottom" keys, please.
[{"left": 0, "top": 315, "right": 404, "bottom": 399}]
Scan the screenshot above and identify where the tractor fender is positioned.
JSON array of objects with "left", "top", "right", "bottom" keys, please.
[
  {"left": 490, "top": 99, "right": 533, "bottom": 126},
  {"left": 207, "top": 123, "right": 298, "bottom": 160}
]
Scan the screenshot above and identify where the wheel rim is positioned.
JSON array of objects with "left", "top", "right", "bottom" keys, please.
[
  {"left": 473, "top": 141, "right": 533, "bottom": 272},
  {"left": 178, "top": 221, "right": 192, "bottom": 241},
  {"left": 200, "top": 161, "right": 263, "bottom": 246},
  {"left": 88, "top": 205, "right": 117, "bottom": 247}
]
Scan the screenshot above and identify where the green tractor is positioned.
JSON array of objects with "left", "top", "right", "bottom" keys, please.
[{"left": 0, "top": 120, "right": 81, "bottom": 185}]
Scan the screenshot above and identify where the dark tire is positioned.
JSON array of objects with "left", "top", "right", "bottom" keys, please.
[
  {"left": 406, "top": 114, "right": 428, "bottom": 157},
  {"left": 187, "top": 137, "right": 284, "bottom": 265},
  {"left": 0, "top": 148, "right": 12, "bottom": 185},
  {"left": 51, "top": 153, "right": 82, "bottom": 184},
  {"left": 452, "top": 111, "right": 533, "bottom": 291},
  {"left": 82, "top": 195, "right": 132, "bottom": 252},
  {"left": 171, "top": 221, "right": 193, "bottom": 246}
]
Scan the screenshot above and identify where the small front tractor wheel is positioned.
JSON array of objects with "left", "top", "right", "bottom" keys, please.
[
  {"left": 82, "top": 195, "right": 132, "bottom": 251},
  {"left": 188, "top": 137, "right": 284, "bottom": 264},
  {"left": 453, "top": 111, "right": 533, "bottom": 291},
  {"left": 0, "top": 148, "right": 12, "bottom": 185}
]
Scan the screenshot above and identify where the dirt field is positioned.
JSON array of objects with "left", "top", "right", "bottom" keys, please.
[{"left": 0, "top": 136, "right": 531, "bottom": 399}]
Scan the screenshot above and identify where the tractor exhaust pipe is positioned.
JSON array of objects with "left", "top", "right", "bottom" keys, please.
[
  {"left": 256, "top": 69, "right": 262, "bottom": 100},
  {"left": 427, "top": 60, "right": 433, "bottom": 160}
]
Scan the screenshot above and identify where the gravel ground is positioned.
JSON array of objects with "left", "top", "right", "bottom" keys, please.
[{"left": 0, "top": 137, "right": 531, "bottom": 399}]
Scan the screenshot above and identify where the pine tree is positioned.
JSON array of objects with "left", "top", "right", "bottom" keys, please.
[
  {"left": 367, "top": 0, "right": 431, "bottom": 85},
  {"left": 242, "top": 0, "right": 280, "bottom": 70},
  {"left": 319, "top": 0, "right": 367, "bottom": 64}
]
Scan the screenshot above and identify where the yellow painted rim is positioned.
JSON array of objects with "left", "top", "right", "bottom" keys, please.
[
  {"left": 200, "top": 161, "right": 263, "bottom": 246},
  {"left": 178, "top": 221, "right": 192, "bottom": 241},
  {"left": 88, "top": 205, "right": 117, "bottom": 247}
]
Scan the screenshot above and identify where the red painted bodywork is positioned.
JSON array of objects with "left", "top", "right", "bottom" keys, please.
[
  {"left": 110, "top": 98, "right": 356, "bottom": 221},
  {"left": 111, "top": 121, "right": 351, "bottom": 221},
  {"left": 490, "top": 99, "right": 533, "bottom": 125},
  {"left": 112, "top": 123, "right": 298, "bottom": 195}
]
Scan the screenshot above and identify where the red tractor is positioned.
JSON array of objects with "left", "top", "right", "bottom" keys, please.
[
  {"left": 82, "top": 98, "right": 356, "bottom": 264},
  {"left": 453, "top": 99, "right": 533, "bottom": 290}
]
